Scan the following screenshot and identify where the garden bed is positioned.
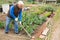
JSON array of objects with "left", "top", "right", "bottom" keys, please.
[
  {"left": 0, "top": 12, "right": 55, "bottom": 35},
  {"left": 0, "top": 5, "right": 55, "bottom": 40}
]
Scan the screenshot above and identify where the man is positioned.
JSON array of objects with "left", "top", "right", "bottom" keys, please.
[{"left": 5, "top": 1, "right": 24, "bottom": 34}]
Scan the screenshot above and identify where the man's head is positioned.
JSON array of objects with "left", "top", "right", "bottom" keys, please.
[{"left": 17, "top": 1, "right": 24, "bottom": 9}]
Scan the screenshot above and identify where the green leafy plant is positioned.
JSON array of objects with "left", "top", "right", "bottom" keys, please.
[
  {"left": 0, "top": 21, "right": 4, "bottom": 28},
  {"left": 18, "top": 25, "right": 23, "bottom": 31},
  {"left": 44, "top": 12, "right": 51, "bottom": 17},
  {"left": 21, "top": 8, "right": 47, "bottom": 34},
  {"left": 26, "top": 25, "right": 34, "bottom": 34},
  {"left": 45, "top": 6, "right": 55, "bottom": 12}
]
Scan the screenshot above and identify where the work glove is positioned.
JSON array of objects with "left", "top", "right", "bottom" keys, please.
[
  {"left": 19, "top": 21, "right": 22, "bottom": 25},
  {"left": 15, "top": 18, "right": 18, "bottom": 21}
]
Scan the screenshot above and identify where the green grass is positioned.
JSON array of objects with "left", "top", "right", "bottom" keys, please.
[{"left": 54, "top": 7, "right": 60, "bottom": 21}]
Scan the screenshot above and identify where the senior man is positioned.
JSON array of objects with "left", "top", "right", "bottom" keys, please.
[{"left": 5, "top": 1, "right": 24, "bottom": 34}]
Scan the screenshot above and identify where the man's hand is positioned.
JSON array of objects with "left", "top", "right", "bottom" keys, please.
[
  {"left": 20, "top": 21, "right": 22, "bottom": 25},
  {"left": 15, "top": 18, "right": 18, "bottom": 21}
]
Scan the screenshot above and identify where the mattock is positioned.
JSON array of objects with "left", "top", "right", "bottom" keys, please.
[{"left": 19, "top": 22, "right": 32, "bottom": 38}]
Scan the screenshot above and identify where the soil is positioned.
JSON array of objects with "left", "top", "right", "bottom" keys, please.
[
  {"left": 0, "top": 29, "right": 30, "bottom": 40},
  {"left": 0, "top": 13, "right": 6, "bottom": 21},
  {"left": 51, "top": 21, "right": 60, "bottom": 40},
  {"left": 33, "top": 22, "right": 47, "bottom": 38}
]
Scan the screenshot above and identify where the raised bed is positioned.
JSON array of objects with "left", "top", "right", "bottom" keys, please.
[
  {"left": 31, "top": 13, "right": 55, "bottom": 40},
  {"left": 0, "top": 5, "right": 55, "bottom": 40}
]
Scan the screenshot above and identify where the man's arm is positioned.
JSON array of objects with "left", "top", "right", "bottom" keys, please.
[
  {"left": 18, "top": 9, "right": 22, "bottom": 21},
  {"left": 10, "top": 6, "right": 16, "bottom": 19}
]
